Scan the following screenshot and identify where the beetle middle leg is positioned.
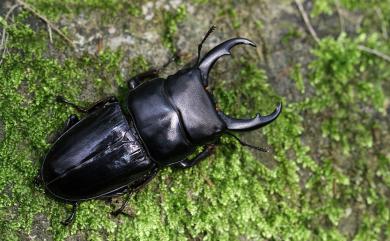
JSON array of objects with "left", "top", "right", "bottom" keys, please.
[
  {"left": 33, "top": 174, "right": 43, "bottom": 187},
  {"left": 56, "top": 96, "right": 118, "bottom": 114},
  {"left": 111, "top": 167, "right": 159, "bottom": 216},
  {"left": 47, "top": 114, "right": 80, "bottom": 144},
  {"left": 63, "top": 114, "right": 79, "bottom": 131},
  {"left": 172, "top": 144, "right": 216, "bottom": 169}
]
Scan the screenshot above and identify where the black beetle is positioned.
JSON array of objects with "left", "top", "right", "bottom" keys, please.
[{"left": 36, "top": 27, "right": 282, "bottom": 225}]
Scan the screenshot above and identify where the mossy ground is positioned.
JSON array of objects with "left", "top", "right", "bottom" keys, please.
[{"left": 0, "top": 0, "right": 389, "bottom": 240}]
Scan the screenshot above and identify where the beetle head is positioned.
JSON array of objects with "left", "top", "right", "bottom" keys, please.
[{"left": 197, "top": 38, "right": 282, "bottom": 132}]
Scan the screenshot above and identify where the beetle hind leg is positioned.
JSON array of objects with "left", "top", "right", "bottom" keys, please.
[
  {"left": 111, "top": 193, "right": 132, "bottom": 217},
  {"left": 111, "top": 168, "right": 159, "bottom": 216},
  {"left": 61, "top": 202, "right": 78, "bottom": 226}
]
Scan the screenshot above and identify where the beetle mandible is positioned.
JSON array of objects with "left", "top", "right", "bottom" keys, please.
[{"left": 36, "top": 26, "right": 282, "bottom": 225}]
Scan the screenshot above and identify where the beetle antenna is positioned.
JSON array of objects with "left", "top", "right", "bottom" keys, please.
[
  {"left": 196, "top": 25, "right": 216, "bottom": 66},
  {"left": 225, "top": 132, "right": 269, "bottom": 152}
]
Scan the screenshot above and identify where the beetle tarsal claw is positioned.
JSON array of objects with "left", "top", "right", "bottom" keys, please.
[
  {"left": 218, "top": 102, "right": 282, "bottom": 131},
  {"left": 198, "top": 38, "right": 256, "bottom": 85}
]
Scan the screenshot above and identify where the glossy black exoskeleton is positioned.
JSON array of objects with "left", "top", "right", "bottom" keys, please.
[{"left": 37, "top": 27, "right": 282, "bottom": 225}]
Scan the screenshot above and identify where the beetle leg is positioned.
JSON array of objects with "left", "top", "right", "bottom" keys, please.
[
  {"left": 34, "top": 114, "right": 80, "bottom": 188},
  {"left": 56, "top": 96, "right": 88, "bottom": 113},
  {"left": 63, "top": 114, "right": 79, "bottom": 131},
  {"left": 111, "top": 167, "right": 159, "bottom": 216},
  {"left": 127, "top": 56, "right": 177, "bottom": 90},
  {"left": 56, "top": 96, "right": 118, "bottom": 114},
  {"left": 84, "top": 96, "right": 118, "bottom": 113},
  {"left": 172, "top": 144, "right": 216, "bottom": 169},
  {"left": 111, "top": 192, "right": 132, "bottom": 217},
  {"left": 33, "top": 174, "right": 42, "bottom": 187},
  {"left": 127, "top": 69, "right": 160, "bottom": 89},
  {"left": 47, "top": 114, "right": 79, "bottom": 145},
  {"left": 61, "top": 202, "right": 78, "bottom": 226}
]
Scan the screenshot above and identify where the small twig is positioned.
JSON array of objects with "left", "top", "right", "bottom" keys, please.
[
  {"left": 375, "top": 7, "right": 388, "bottom": 39},
  {"left": 0, "top": 35, "right": 9, "bottom": 65},
  {"left": 357, "top": 45, "right": 390, "bottom": 62},
  {"left": 47, "top": 25, "right": 53, "bottom": 43},
  {"left": 1, "top": 4, "right": 19, "bottom": 47},
  {"left": 293, "top": 0, "right": 390, "bottom": 63},
  {"left": 0, "top": 4, "right": 20, "bottom": 65},
  {"left": 16, "top": 0, "right": 74, "bottom": 48},
  {"left": 335, "top": 0, "right": 345, "bottom": 35},
  {"left": 202, "top": 173, "right": 214, "bottom": 187},
  {"left": 294, "top": 0, "right": 320, "bottom": 44}
]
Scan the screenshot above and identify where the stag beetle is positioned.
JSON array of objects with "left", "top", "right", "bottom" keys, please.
[{"left": 36, "top": 26, "right": 282, "bottom": 225}]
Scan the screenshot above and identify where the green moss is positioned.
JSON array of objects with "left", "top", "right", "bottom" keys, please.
[
  {"left": 25, "top": 0, "right": 143, "bottom": 20},
  {"left": 303, "top": 33, "right": 389, "bottom": 240},
  {"left": 312, "top": 0, "right": 390, "bottom": 35},
  {"left": 162, "top": 5, "right": 187, "bottom": 53},
  {"left": 281, "top": 26, "right": 303, "bottom": 46},
  {"left": 213, "top": 1, "right": 242, "bottom": 30},
  {"left": 0, "top": 10, "right": 133, "bottom": 241},
  {"left": 308, "top": 34, "right": 386, "bottom": 152},
  {"left": 291, "top": 64, "right": 305, "bottom": 94}
]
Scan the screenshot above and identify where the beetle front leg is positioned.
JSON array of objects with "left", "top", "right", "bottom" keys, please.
[
  {"left": 172, "top": 144, "right": 216, "bottom": 169},
  {"left": 127, "top": 56, "right": 176, "bottom": 90},
  {"left": 56, "top": 96, "right": 118, "bottom": 114},
  {"left": 127, "top": 69, "right": 160, "bottom": 90}
]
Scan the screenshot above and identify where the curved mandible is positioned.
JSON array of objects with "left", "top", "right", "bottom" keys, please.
[
  {"left": 218, "top": 102, "right": 282, "bottom": 131},
  {"left": 198, "top": 38, "right": 256, "bottom": 86}
]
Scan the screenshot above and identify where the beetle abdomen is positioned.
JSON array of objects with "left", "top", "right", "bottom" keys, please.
[{"left": 41, "top": 103, "right": 154, "bottom": 201}]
